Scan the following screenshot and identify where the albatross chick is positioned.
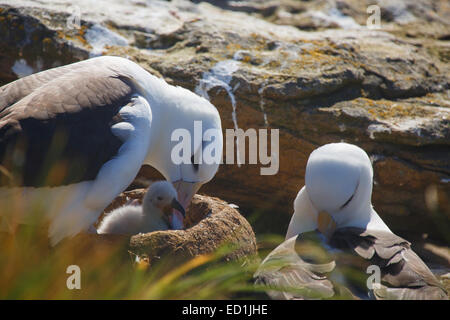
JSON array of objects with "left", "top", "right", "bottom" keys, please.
[{"left": 97, "top": 181, "right": 185, "bottom": 235}]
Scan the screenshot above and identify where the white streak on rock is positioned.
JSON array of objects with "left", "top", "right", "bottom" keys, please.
[
  {"left": 258, "top": 85, "right": 269, "bottom": 127},
  {"left": 12, "top": 59, "right": 34, "bottom": 78},
  {"left": 367, "top": 124, "right": 391, "bottom": 139},
  {"left": 379, "top": 0, "right": 416, "bottom": 24},
  {"left": 85, "top": 23, "right": 128, "bottom": 57},
  {"left": 195, "top": 59, "right": 241, "bottom": 165},
  {"left": 309, "top": 8, "right": 361, "bottom": 30},
  {"left": 369, "top": 154, "right": 385, "bottom": 164}
]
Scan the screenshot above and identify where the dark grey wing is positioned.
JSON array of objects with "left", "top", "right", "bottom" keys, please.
[
  {"left": 0, "top": 60, "right": 91, "bottom": 113},
  {"left": 330, "top": 227, "right": 448, "bottom": 300},
  {"left": 0, "top": 59, "right": 137, "bottom": 187},
  {"left": 254, "top": 236, "right": 336, "bottom": 300}
]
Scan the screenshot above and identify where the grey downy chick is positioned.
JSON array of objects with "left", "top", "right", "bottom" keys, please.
[{"left": 97, "top": 181, "right": 185, "bottom": 235}]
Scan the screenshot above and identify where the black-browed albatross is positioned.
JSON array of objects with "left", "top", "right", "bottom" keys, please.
[
  {"left": 255, "top": 142, "right": 448, "bottom": 300},
  {"left": 0, "top": 56, "right": 222, "bottom": 245}
]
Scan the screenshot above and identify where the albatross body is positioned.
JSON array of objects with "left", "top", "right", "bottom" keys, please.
[
  {"left": 0, "top": 56, "right": 222, "bottom": 245},
  {"left": 255, "top": 143, "right": 448, "bottom": 300}
]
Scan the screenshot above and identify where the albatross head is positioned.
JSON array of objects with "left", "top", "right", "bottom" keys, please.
[
  {"left": 145, "top": 85, "right": 223, "bottom": 229},
  {"left": 142, "top": 181, "right": 185, "bottom": 229},
  {"left": 170, "top": 110, "right": 222, "bottom": 226},
  {"left": 286, "top": 143, "right": 389, "bottom": 240}
]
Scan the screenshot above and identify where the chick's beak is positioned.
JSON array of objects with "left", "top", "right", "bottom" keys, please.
[
  {"left": 171, "top": 198, "right": 185, "bottom": 218},
  {"left": 162, "top": 198, "right": 185, "bottom": 230}
]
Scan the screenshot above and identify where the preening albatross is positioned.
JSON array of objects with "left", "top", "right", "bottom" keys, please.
[
  {"left": 97, "top": 181, "right": 185, "bottom": 235},
  {"left": 0, "top": 56, "right": 222, "bottom": 245},
  {"left": 255, "top": 143, "right": 448, "bottom": 300}
]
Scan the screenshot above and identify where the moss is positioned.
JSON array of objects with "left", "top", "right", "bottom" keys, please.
[
  {"left": 42, "top": 36, "right": 51, "bottom": 44},
  {"left": 226, "top": 43, "right": 241, "bottom": 51},
  {"left": 349, "top": 97, "right": 436, "bottom": 120},
  {"left": 264, "top": 60, "right": 281, "bottom": 69}
]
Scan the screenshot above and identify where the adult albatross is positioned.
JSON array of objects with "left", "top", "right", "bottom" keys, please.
[
  {"left": 255, "top": 143, "right": 448, "bottom": 300},
  {"left": 0, "top": 56, "right": 222, "bottom": 245}
]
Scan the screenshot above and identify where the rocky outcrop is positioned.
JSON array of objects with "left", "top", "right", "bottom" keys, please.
[
  {"left": 0, "top": 0, "right": 448, "bottom": 242},
  {"left": 104, "top": 190, "right": 257, "bottom": 267}
]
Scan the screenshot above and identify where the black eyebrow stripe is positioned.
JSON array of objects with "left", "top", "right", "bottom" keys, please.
[
  {"left": 340, "top": 193, "right": 354, "bottom": 209},
  {"left": 340, "top": 179, "right": 360, "bottom": 209}
]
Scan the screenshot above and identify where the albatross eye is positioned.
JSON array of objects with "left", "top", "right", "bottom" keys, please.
[{"left": 191, "top": 155, "right": 199, "bottom": 171}]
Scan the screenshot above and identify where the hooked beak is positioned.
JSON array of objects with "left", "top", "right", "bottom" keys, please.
[
  {"left": 172, "top": 180, "right": 203, "bottom": 210},
  {"left": 170, "top": 198, "right": 185, "bottom": 218},
  {"left": 170, "top": 180, "right": 203, "bottom": 229},
  {"left": 317, "top": 210, "right": 337, "bottom": 239},
  {"left": 163, "top": 198, "right": 186, "bottom": 230}
]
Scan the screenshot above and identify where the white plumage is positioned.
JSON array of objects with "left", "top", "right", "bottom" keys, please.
[
  {"left": 97, "top": 181, "right": 185, "bottom": 235},
  {"left": 286, "top": 142, "right": 390, "bottom": 239},
  {"left": 97, "top": 205, "right": 145, "bottom": 236},
  {"left": 0, "top": 56, "right": 223, "bottom": 245},
  {"left": 256, "top": 142, "right": 447, "bottom": 300}
]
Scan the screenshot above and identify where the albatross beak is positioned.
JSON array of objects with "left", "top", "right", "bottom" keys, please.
[
  {"left": 171, "top": 180, "right": 202, "bottom": 229},
  {"left": 317, "top": 211, "right": 337, "bottom": 239},
  {"left": 172, "top": 180, "right": 203, "bottom": 210}
]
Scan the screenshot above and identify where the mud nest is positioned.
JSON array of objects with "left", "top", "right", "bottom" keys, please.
[{"left": 102, "top": 190, "right": 258, "bottom": 267}]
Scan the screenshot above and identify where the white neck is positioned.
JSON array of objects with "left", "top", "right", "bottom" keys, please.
[
  {"left": 286, "top": 187, "right": 391, "bottom": 240},
  {"left": 336, "top": 204, "right": 391, "bottom": 232}
]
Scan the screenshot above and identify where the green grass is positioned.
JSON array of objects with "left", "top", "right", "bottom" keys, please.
[
  {"left": 0, "top": 200, "right": 448, "bottom": 300},
  {"left": 0, "top": 221, "right": 275, "bottom": 299}
]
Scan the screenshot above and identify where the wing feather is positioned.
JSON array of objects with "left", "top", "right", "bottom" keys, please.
[
  {"left": 254, "top": 236, "right": 336, "bottom": 300},
  {"left": 330, "top": 227, "right": 448, "bottom": 300},
  {"left": 0, "top": 58, "right": 140, "bottom": 187}
]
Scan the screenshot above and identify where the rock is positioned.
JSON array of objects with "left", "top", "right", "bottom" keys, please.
[
  {"left": 104, "top": 190, "right": 257, "bottom": 267},
  {"left": 0, "top": 0, "right": 448, "bottom": 242}
]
